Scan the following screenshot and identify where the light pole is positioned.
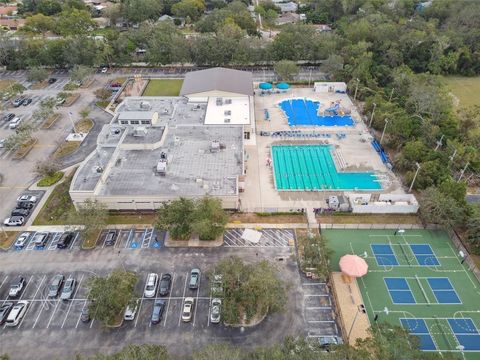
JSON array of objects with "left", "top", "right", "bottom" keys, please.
[
  {"left": 434, "top": 134, "right": 444, "bottom": 151},
  {"left": 369, "top": 102, "right": 376, "bottom": 127},
  {"left": 449, "top": 149, "right": 457, "bottom": 163},
  {"left": 380, "top": 118, "right": 389, "bottom": 144},
  {"left": 347, "top": 304, "right": 367, "bottom": 343},
  {"left": 353, "top": 78, "right": 360, "bottom": 101},
  {"left": 388, "top": 87, "right": 395, "bottom": 102},
  {"left": 458, "top": 162, "right": 469, "bottom": 182},
  {"left": 409, "top": 162, "right": 421, "bottom": 192},
  {"left": 68, "top": 111, "right": 78, "bottom": 134}
]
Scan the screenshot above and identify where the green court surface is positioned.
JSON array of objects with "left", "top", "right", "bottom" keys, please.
[
  {"left": 325, "top": 229, "right": 480, "bottom": 359},
  {"left": 142, "top": 79, "right": 183, "bottom": 96}
]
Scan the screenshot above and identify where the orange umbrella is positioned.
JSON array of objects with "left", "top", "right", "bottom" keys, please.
[{"left": 339, "top": 254, "right": 368, "bottom": 278}]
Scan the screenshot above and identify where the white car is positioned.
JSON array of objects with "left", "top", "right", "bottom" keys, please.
[
  {"left": 101, "top": 67, "right": 108, "bottom": 73},
  {"left": 8, "top": 117, "right": 21, "bottom": 129},
  {"left": 3, "top": 216, "right": 25, "bottom": 226},
  {"left": 17, "top": 195, "right": 37, "bottom": 203},
  {"left": 0, "top": 139, "right": 5, "bottom": 148},
  {"left": 14, "top": 232, "right": 30, "bottom": 249},
  {"left": 124, "top": 300, "right": 139, "bottom": 321},
  {"left": 144, "top": 273, "right": 158, "bottom": 298},
  {"left": 6, "top": 301, "right": 28, "bottom": 326},
  {"left": 210, "top": 298, "right": 221, "bottom": 324},
  {"left": 182, "top": 297, "right": 195, "bottom": 322}
]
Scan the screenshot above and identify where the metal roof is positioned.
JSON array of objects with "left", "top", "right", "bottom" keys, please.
[{"left": 180, "top": 67, "right": 253, "bottom": 97}]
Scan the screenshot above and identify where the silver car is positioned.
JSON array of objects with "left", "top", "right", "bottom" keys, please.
[
  {"left": 210, "top": 298, "right": 221, "bottom": 324},
  {"left": 14, "top": 232, "right": 30, "bottom": 249},
  {"left": 48, "top": 275, "right": 64, "bottom": 298},
  {"left": 60, "top": 277, "right": 76, "bottom": 300}
]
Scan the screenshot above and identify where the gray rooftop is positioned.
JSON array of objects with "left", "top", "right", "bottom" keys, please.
[
  {"left": 180, "top": 68, "right": 254, "bottom": 97},
  {"left": 72, "top": 96, "right": 243, "bottom": 197}
]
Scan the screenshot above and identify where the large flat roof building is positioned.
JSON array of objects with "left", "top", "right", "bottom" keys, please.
[{"left": 70, "top": 68, "right": 254, "bottom": 210}]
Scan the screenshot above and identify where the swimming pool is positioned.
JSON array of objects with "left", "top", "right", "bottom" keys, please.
[
  {"left": 279, "top": 98, "right": 354, "bottom": 126},
  {"left": 271, "top": 145, "right": 381, "bottom": 191}
]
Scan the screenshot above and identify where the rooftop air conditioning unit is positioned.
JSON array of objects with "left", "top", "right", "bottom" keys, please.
[
  {"left": 156, "top": 161, "right": 167, "bottom": 176},
  {"left": 140, "top": 101, "right": 151, "bottom": 110},
  {"left": 216, "top": 98, "right": 223, "bottom": 106},
  {"left": 133, "top": 127, "right": 147, "bottom": 137},
  {"left": 210, "top": 140, "right": 220, "bottom": 152},
  {"left": 224, "top": 110, "right": 231, "bottom": 116},
  {"left": 224, "top": 118, "right": 231, "bottom": 123},
  {"left": 225, "top": 99, "right": 232, "bottom": 104}
]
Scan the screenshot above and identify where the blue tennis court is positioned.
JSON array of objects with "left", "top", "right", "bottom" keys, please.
[
  {"left": 410, "top": 244, "right": 440, "bottom": 266},
  {"left": 385, "top": 278, "right": 416, "bottom": 304},
  {"left": 372, "top": 244, "right": 398, "bottom": 266},
  {"left": 400, "top": 318, "right": 437, "bottom": 350},
  {"left": 279, "top": 99, "right": 354, "bottom": 126},
  {"left": 427, "top": 278, "right": 461, "bottom": 304},
  {"left": 448, "top": 318, "right": 480, "bottom": 350}
]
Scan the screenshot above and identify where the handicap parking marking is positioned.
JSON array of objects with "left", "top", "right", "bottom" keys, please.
[
  {"left": 48, "top": 232, "right": 63, "bottom": 250},
  {"left": 25, "top": 232, "right": 38, "bottom": 251},
  {"left": 70, "top": 232, "right": 80, "bottom": 250},
  {"left": 151, "top": 230, "right": 166, "bottom": 249}
]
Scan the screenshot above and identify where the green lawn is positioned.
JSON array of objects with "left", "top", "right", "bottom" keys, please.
[
  {"left": 142, "top": 79, "right": 183, "bottom": 96},
  {"left": 443, "top": 76, "right": 480, "bottom": 108},
  {"left": 325, "top": 229, "right": 480, "bottom": 359}
]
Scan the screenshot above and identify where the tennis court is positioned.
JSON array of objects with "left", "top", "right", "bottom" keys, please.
[{"left": 325, "top": 229, "right": 480, "bottom": 358}]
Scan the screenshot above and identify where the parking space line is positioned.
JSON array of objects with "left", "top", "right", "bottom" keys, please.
[
  {"left": 46, "top": 299, "right": 61, "bottom": 328},
  {"left": 134, "top": 273, "right": 149, "bottom": 328},
  {"left": 70, "top": 232, "right": 80, "bottom": 249},
  {"left": 75, "top": 300, "right": 87, "bottom": 328},
  {"left": 0, "top": 275, "right": 9, "bottom": 293},
  {"left": 26, "top": 232, "right": 37, "bottom": 251},
  {"left": 193, "top": 273, "right": 201, "bottom": 327},
  {"left": 125, "top": 229, "right": 134, "bottom": 248},
  {"left": 18, "top": 275, "right": 34, "bottom": 300},
  {"left": 306, "top": 306, "right": 332, "bottom": 310},
  {"left": 307, "top": 320, "right": 336, "bottom": 323},
  {"left": 178, "top": 273, "right": 189, "bottom": 326},
  {"left": 61, "top": 274, "right": 84, "bottom": 328},
  {"left": 48, "top": 232, "right": 62, "bottom": 250},
  {"left": 17, "top": 275, "right": 46, "bottom": 329},
  {"left": 163, "top": 272, "right": 174, "bottom": 327}
]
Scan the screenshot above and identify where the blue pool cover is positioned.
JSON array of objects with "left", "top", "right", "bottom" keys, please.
[{"left": 279, "top": 98, "right": 354, "bottom": 126}]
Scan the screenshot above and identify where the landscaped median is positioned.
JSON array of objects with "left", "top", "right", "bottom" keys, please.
[
  {"left": 40, "top": 113, "right": 61, "bottom": 129},
  {"left": 37, "top": 171, "right": 64, "bottom": 187},
  {"left": 13, "top": 137, "right": 37, "bottom": 160},
  {"left": 0, "top": 231, "right": 18, "bottom": 250}
]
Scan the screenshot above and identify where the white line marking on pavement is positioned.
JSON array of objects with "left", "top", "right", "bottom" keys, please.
[
  {"left": 18, "top": 275, "right": 46, "bottom": 329},
  {"left": 163, "top": 272, "right": 174, "bottom": 327},
  {"left": 62, "top": 274, "right": 84, "bottom": 328}
]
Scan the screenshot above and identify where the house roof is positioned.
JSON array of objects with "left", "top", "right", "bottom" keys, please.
[
  {"left": 0, "top": 18, "right": 25, "bottom": 28},
  {"left": 278, "top": 2, "right": 297, "bottom": 12},
  {"left": 0, "top": 6, "right": 17, "bottom": 15},
  {"left": 180, "top": 67, "right": 253, "bottom": 97}
]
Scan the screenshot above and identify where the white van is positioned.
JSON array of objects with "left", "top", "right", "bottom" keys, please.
[
  {"left": 9, "top": 117, "right": 21, "bottom": 129},
  {"left": 6, "top": 301, "right": 28, "bottom": 326}
]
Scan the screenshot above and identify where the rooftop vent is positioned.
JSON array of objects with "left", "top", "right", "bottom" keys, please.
[
  {"left": 216, "top": 98, "right": 223, "bottom": 106},
  {"left": 133, "top": 127, "right": 147, "bottom": 137},
  {"left": 224, "top": 110, "right": 231, "bottom": 116},
  {"left": 225, "top": 99, "right": 232, "bottom": 104},
  {"left": 140, "top": 101, "right": 151, "bottom": 110},
  {"left": 156, "top": 160, "right": 167, "bottom": 176},
  {"left": 210, "top": 140, "right": 221, "bottom": 152},
  {"left": 224, "top": 118, "right": 231, "bottom": 123},
  {"left": 95, "top": 166, "right": 103, "bottom": 173}
]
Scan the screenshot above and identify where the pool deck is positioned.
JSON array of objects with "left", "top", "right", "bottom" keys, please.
[{"left": 239, "top": 87, "right": 404, "bottom": 212}]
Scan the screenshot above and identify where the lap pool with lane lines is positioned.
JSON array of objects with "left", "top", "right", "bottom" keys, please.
[{"left": 271, "top": 145, "right": 381, "bottom": 191}]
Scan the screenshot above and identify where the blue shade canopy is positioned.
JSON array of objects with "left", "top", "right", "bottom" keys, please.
[
  {"left": 276, "top": 82, "right": 290, "bottom": 90},
  {"left": 259, "top": 82, "right": 273, "bottom": 90}
]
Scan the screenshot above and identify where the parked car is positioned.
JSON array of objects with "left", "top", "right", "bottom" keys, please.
[
  {"left": 124, "top": 300, "right": 139, "bottom": 321},
  {"left": 189, "top": 269, "right": 200, "bottom": 290},
  {"left": 151, "top": 299, "right": 166, "bottom": 324},
  {"left": 11, "top": 208, "right": 30, "bottom": 217},
  {"left": 60, "top": 276, "right": 76, "bottom": 300},
  {"left": 22, "top": 98, "right": 32, "bottom": 106},
  {"left": 9, "top": 276, "right": 26, "bottom": 298},
  {"left": 57, "top": 232, "right": 74, "bottom": 249},
  {"left": 80, "top": 305, "right": 91, "bottom": 322},
  {"left": 317, "top": 336, "right": 343, "bottom": 352},
  {"left": 17, "top": 201, "right": 34, "bottom": 210},
  {"left": 2, "top": 113, "right": 15, "bottom": 122},
  {"left": 33, "top": 232, "right": 50, "bottom": 247},
  {"left": 144, "top": 273, "right": 158, "bottom": 298},
  {"left": 12, "top": 98, "right": 24, "bottom": 107},
  {"left": 8, "top": 117, "right": 21, "bottom": 129},
  {"left": 48, "top": 78, "right": 57, "bottom": 84},
  {"left": 210, "top": 298, "right": 221, "bottom": 324},
  {"left": 101, "top": 67, "right": 108, "bottom": 73},
  {"left": 14, "top": 232, "right": 30, "bottom": 249},
  {"left": 0, "top": 139, "right": 5, "bottom": 148},
  {"left": 182, "top": 297, "right": 195, "bottom": 322},
  {"left": 3, "top": 216, "right": 25, "bottom": 226},
  {"left": 47, "top": 274, "right": 64, "bottom": 298},
  {"left": 104, "top": 230, "right": 117, "bottom": 246},
  {"left": 158, "top": 273, "right": 172, "bottom": 296},
  {"left": 17, "top": 195, "right": 37, "bottom": 203},
  {"left": 56, "top": 97, "right": 65, "bottom": 105},
  {"left": 0, "top": 302, "right": 14, "bottom": 325},
  {"left": 5, "top": 301, "right": 28, "bottom": 327}
]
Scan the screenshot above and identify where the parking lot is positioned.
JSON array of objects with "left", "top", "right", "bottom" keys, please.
[{"left": 0, "top": 227, "right": 339, "bottom": 359}]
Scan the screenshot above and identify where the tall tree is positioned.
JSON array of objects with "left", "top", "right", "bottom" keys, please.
[
  {"left": 418, "top": 187, "right": 467, "bottom": 229},
  {"left": 274, "top": 60, "right": 299, "bottom": 81},
  {"left": 67, "top": 199, "right": 108, "bottom": 242},
  {"left": 191, "top": 197, "right": 227, "bottom": 241},
  {"left": 156, "top": 198, "right": 195, "bottom": 240},
  {"left": 27, "top": 67, "right": 49, "bottom": 83}
]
